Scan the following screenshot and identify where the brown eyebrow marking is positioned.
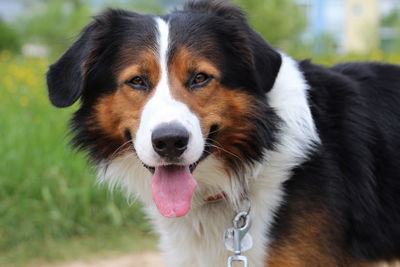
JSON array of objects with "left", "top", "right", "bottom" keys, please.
[
  {"left": 169, "top": 47, "right": 221, "bottom": 84},
  {"left": 116, "top": 49, "right": 160, "bottom": 86}
]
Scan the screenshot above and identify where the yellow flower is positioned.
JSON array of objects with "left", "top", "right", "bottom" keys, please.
[{"left": 19, "top": 96, "right": 29, "bottom": 107}]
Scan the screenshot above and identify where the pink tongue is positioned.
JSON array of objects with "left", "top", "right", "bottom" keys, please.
[{"left": 151, "top": 165, "right": 197, "bottom": 218}]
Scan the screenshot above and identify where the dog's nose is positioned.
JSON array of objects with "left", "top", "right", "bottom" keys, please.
[{"left": 151, "top": 122, "right": 189, "bottom": 159}]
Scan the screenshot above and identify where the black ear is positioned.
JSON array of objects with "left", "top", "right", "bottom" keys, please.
[
  {"left": 248, "top": 29, "right": 282, "bottom": 93},
  {"left": 46, "top": 21, "right": 98, "bottom": 108}
]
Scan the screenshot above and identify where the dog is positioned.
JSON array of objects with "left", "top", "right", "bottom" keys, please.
[{"left": 46, "top": 1, "right": 400, "bottom": 266}]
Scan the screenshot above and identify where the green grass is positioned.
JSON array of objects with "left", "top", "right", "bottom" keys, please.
[{"left": 0, "top": 52, "right": 154, "bottom": 266}]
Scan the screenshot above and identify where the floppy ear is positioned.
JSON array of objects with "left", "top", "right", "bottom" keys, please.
[
  {"left": 46, "top": 21, "right": 100, "bottom": 108},
  {"left": 248, "top": 29, "right": 282, "bottom": 93}
]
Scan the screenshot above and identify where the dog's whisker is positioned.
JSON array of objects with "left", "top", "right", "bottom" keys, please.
[
  {"left": 109, "top": 140, "right": 134, "bottom": 160},
  {"left": 205, "top": 138, "right": 225, "bottom": 148},
  {"left": 205, "top": 138, "right": 237, "bottom": 156},
  {"left": 208, "top": 128, "right": 221, "bottom": 135},
  {"left": 205, "top": 142, "right": 243, "bottom": 162}
]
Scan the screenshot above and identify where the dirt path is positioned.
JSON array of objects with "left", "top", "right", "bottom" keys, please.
[
  {"left": 49, "top": 252, "right": 400, "bottom": 267},
  {"left": 52, "top": 251, "right": 165, "bottom": 267}
]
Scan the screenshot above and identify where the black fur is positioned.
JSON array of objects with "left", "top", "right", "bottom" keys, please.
[
  {"left": 271, "top": 61, "right": 400, "bottom": 262},
  {"left": 310, "top": 62, "right": 400, "bottom": 260}
]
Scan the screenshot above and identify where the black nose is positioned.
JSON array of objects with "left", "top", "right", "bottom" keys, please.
[{"left": 151, "top": 122, "right": 189, "bottom": 159}]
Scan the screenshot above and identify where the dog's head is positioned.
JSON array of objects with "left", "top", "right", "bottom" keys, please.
[{"left": 47, "top": 0, "right": 281, "bottom": 218}]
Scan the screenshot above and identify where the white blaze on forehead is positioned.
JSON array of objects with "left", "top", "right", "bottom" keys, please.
[
  {"left": 156, "top": 17, "right": 169, "bottom": 85},
  {"left": 133, "top": 17, "right": 205, "bottom": 167}
]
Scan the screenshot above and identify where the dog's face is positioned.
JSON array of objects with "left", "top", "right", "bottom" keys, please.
[{"left": 47, "top": 1, "right": 281, "bottom": 217}]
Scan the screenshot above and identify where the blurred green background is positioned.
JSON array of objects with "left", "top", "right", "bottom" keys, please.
[{"left": 0, "top": 0, "right": 399, "bottom": 266}]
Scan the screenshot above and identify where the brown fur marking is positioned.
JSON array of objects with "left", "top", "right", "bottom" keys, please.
[{"left": 266, "top": 208, "right": 378, "bottom": 267}]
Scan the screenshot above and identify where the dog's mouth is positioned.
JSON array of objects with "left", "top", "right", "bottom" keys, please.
[
  {"left": 139, "top": 125, "right": 219, "bottom": 218},
  {"left": 142, "top": 161, "right": 199, "bottom": 174}
]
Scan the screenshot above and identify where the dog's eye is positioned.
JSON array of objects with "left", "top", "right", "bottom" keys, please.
[
  {"left": 125, "top": 76, "right": 148, "bottom": 91},
  {"left": 189, "top": 73, "right": 212, "bottom": 90},
  {"left": 194, "top": 73, "right": 208, "bottom": 84},
  {"left": 131, "top": 76, "right": 144, "bottom": 85}
]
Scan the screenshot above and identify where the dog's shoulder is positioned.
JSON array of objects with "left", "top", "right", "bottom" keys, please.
[{"left": 291, "top": 58, "right": 400, "bottom": 262}]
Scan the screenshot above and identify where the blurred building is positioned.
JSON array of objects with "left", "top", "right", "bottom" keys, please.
[
  {"left": 344, "top": 0, "right": 379, "bottom": 53},
  {"left": 298, "top": 0, "right": 399, "bottom": 54}
]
